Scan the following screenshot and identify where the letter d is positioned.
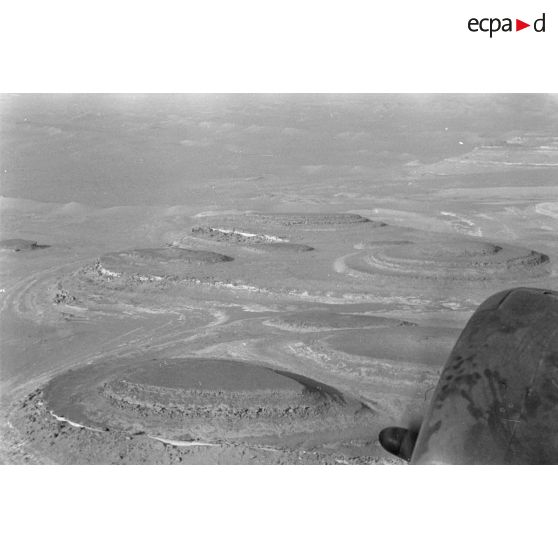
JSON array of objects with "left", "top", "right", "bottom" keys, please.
[{"left": 534, "top": 13, "right": 545, "bottom": 32}]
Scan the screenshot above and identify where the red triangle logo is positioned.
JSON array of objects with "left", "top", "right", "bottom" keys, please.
[{"left": 516, "top": 19, "right": 530, "bottom": 31}]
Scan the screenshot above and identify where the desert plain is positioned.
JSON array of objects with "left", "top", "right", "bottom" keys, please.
[{"left": 0, "top": 94, "right": 557, "bottom": 464}]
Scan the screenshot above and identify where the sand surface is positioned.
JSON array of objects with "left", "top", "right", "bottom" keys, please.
[{"left": 1, "top": 94, "right": 557, "bottom": 464}]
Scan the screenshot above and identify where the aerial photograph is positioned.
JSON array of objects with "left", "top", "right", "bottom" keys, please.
[{"left": 1, "top": 93, "right": 557, "bottom": 464}]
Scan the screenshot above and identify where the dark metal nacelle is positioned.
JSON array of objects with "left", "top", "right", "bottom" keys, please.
[{"left": 380, "top": 287, "right": 558, "bottom": 464}]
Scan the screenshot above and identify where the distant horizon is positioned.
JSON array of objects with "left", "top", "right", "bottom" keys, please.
[{"left": 2, "top": 94, "right": 557, "bottom": 207}]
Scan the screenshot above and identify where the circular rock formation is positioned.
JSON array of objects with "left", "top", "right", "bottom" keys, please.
[
  {"left": 243, "top": 213, "right": 371, "bottom": 227},
  {"left": 189, "top": 226, "right": 314, "bottom": 252},
  {"left": 96, "top": 247, "right": 233, "bottom": 280},
  {"left": 322, "top": 327, "right": 458, "bottom": 368},
  {"left": 0, "top": 238, "right": 48, "bottom": 252},
  {"left": 41, "top": 358, "right": 376, "bottom": 447},
  {"left": 190, "top": 226, "right": 289, "bottom": 244},
  {"left": 202, "top": 212, "right": 378, "bottom": 231},
  {"left": 266, "top": 310, "right": 415, "bottom": 332},
  {"left": 244, "top": 243, "right": 314, "bottom": 254},
  {"left": 345, "top": 239, "right": 550, "bottom": 281}
]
